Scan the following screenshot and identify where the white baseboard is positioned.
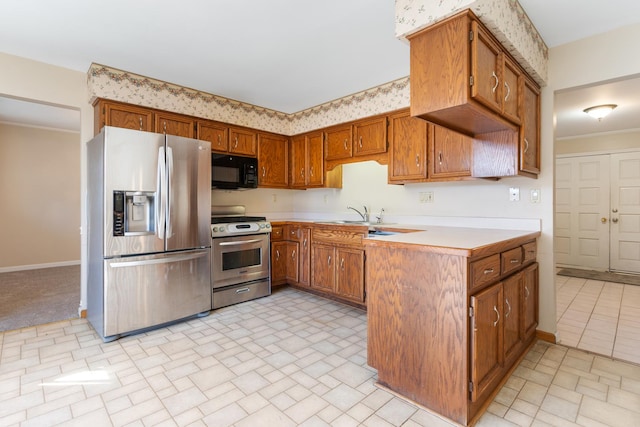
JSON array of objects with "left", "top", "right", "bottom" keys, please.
[{"left": 0, "top": 260, "right": 80, "bottom": 274}]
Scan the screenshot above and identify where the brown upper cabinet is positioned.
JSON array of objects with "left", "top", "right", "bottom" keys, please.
[
  {"left": 291, "top": 131, "right": 325, "bottom": 188},
  {"left": 155, "top": 111, "right": 195, "bottom": 138},
  {"left": 257, "top": 132, "right": 289, "bottom": 188},
  {"left": 353, "top": 116, "right": 388, "bottom": 156},
  {"left": 93, "top": 99, "right": 154, "bottom": 134},
  {"left": 325, "top": 124, "right": 353, "bottom": 161},
  {"left": 325, "top": 114, "right": 388, "bottom": 162},
  {"left": 409, "top": 10, "right": 522, "bottom": 135},
  {"left": 408, "top": 9, "right": 540, "bottom": 178},
  {"left": 229, "top": 127, "right": 257, "bottom": 156},
  {"left": 388, "top": 109, "right": 472, "bottom": 184},
  {"left": 197, "top": 120, "right": 229, "bottom": 152}
]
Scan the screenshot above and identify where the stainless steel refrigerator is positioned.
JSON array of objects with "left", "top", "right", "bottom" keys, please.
[{"left": 87, "top": 126, "right": 211, "bottom": 342}]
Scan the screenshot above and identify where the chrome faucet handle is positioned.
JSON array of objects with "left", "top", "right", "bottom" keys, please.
[
  {"left": 363, "top": 205, "right": 369, "bottom": 222},
  {"left": 376, "top": 208, "right": 385, "bottom": 223}
]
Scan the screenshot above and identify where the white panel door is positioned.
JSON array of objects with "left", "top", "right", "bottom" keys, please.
[
  {"left": 610, "top": 152, "right": 640, "bottom": 273},
  {"left": 555, "top": 156, "right": 610, "bottom": 270}
]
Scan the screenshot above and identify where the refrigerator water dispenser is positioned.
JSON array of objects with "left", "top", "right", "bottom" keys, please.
[{"left": 113, "top": 190, "right": 156, "bottom": 236}]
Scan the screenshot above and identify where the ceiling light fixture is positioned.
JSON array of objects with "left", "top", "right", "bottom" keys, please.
[{"left": 583, "top": 104, "right": 617, "bottom": 121}]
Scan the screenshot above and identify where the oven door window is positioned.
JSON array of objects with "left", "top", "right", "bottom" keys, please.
[{"left": 222, "top": 247, "right": 261, "bottom": 270}]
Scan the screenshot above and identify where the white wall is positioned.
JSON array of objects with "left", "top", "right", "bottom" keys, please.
[
  {"left": 556, "top": 130, "right": 640, "bottom": 155},
  {"left": 0, "top": 52, "right": 92, "bottom": 314},
  {"left": 0, "top": 124, "right": 80, "bottom": 269}
]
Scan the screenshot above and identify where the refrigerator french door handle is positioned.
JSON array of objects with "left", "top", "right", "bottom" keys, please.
[
  {"left": 157, "top": 146, "right": 166, "bottom": 239},
  {"left": 109, "top": 251, "right": 208, "bottom": 268},
  {"left": 166, "top": 146, "right": 174, "bottom": 238}
]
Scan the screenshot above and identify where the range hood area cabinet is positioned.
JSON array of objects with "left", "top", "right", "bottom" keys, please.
[{"left": 408, "top": 9, "right": 540, "bottom": 178}]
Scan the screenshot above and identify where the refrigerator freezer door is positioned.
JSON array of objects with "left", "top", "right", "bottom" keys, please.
[
  {"left": 103, "top": 127, "right": 166, "bottom": 257},
  {"left": 102, "top": 249, "right": 211, "bottom": 339},
  {"left": 166, "top": 135, "right": 212, "bottom": 251}
]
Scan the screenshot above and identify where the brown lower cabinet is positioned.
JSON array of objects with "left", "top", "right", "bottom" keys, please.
[
  {"left": 366, "top": 237, "right": 539, "bottom": 426},
  {"left": 270, "top": 222, "right": 366, "bottom": 306}
]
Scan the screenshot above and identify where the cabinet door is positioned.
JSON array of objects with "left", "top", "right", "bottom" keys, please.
[
  {"left": 335, "top": 248, "right": 365, "bottom": 302},
  {"left": 298, "top": 228, "right": 311, "bottom": 287},
  {"left": 388, "top": 110, "right": 428, "bottom": 183},
  {"left": 197, "top": 121, "right": 228, "bottom": 152},
  {"left": 290, "top": 134, "right": 307, "bottom": 188},
  {"left": 470, "top": 21, "right": 502, "bottom": 114},
  {"left": 311, "top": 244, "right": 336, "bottom": 292},
  {"left": 307, "top": 132, "right": 325, "bottom": 187},
  {"left": 258, "top": 133, "right": 288, "bottom": 188},
  {"left": 155, "top": 112, "right": 194, "bottom": 137},
  {"left": 430, "top": 125, "right": 471, "bottom": 178},
  {"left": 286, "top": 242, "right": 299, "bottom": 283},
  {"left": 522, "top": 263, "right": 538, "bottom": 341},
  {"left": 502, "top": 55, "right": 522, "bottom": 124},
  {"left": 520, "top": 78, "right": 540, "bottom": 175},
  {"left": 102, "top": 102, "right": 154, "bottom": 133},
  {"left": 325, "top": 125, "right": 352, "bottom": 160},
  {"left": 229, "top": 127, "right": 257, "bottom": 156},
  {"left": 503, "top": 272, "right": 522, "bottom": 365},
  {"left": 271, "top": 241, "right": 288, "bottom": 283},
  {"left": 470, "top": 282, "right": 503, "bottom": 402},
  {"left": 354, "top": 117, "right": 387, "bottom": 156}
]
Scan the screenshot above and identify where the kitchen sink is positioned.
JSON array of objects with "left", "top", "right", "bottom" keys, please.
[
  {"left": 367, "top": 229, "right": 402, "bottom": 237},
  {"left": 315, "top": 220, "right": 371, "bottom": 225}
]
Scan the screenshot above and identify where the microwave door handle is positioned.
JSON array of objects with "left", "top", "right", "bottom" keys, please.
[
  {"left": 166, "top": 146, "right": 173, "bottom": 238},
  {"left": 218, "top": 239, "right": 263, "bottom": 246},
  {"left": 156, "top": 146, "right": 166, "bottom": 239}
]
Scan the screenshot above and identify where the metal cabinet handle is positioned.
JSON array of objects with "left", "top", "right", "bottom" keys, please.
[
  {"left": 524, "top": 138, "right": 529, "bottom": 153},
  {"left": 438, "top": 152, "right": 443, "bottom": 165},
  {"left": 343, "top": 139, "right": 348, "bottom": 150},
  {"left": 163, "top": 121, "right": 167, "bottom": 133},
  {"left": 359, "top": 136, "right": 363, "bottom": 148},
  {"left": 292, "top": 250, "right": 296, "bottom": 259},
  {"left": 416, "top": 154, "right": 420, "bottom": 167},
  {"left": 262, "top": 166, "right": 266, "bottom": 177},
  {"left": 491, "top": 71, "right": 499, "bottom": 93},
  {"left": 524, "top": 285, "right": 530, "bottom": 299},
  {"left": 510, "top": 259, "right": 520, "bottom": 264},
  {"left": 234, "top": 136, "right": 238, "bottom": 148},
  {"left": 235, "top": 287, "right": 250, "bottom": 294},
  {"left": 483, "top": 268, "right": 494, "bottom": 275},
  {"left": 139, "top": 117, "right": 143, "bottom": 130},
  {"left": 340, "top": 258, "right": 345, "bottom": 270},
  {"left": 303, "top": 238, "right": 307, "bottom": 249},
  {"left": 505, "top": 299, "right": 511, "bottom": 318},
  {"left": 276, "top": 250, "right": 280, "bottom": 260},
  {"left": 327, "top": 255, "right": 332, "bottom": 266},
  {"left": 504, "top": 81, "right": 511, "bottom": 101},
  {"left": 309, "top": 167, "right": 314, "bottom": 177},
  {"left": 493, "top": 305, "right": 500, "bottom": 327},
  {"left": 300, "top": 168, "right": 304, "bottom": 178}
]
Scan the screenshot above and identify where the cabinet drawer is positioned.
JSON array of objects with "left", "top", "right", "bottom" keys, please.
[
  {"left": 286, "top": 225, "right": 301, "bottom": 241},
  {"left": 501, "top": 247, "right": 523, "bottom": 275},
  {"left": 470, "top": 254, "right": 500, "bottom": 290},
  {"left": 523, "top": 241, "right": 536, "bottom": 264},
  {"left": 271, "top": 226, "right": 284, "bottom": 241},
  {"left": 312, "top": 228, "right": 364, "bottom": 247}
]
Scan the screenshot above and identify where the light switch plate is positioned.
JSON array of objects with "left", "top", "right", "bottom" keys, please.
[{"left": 530, "top": 189, "right": 540, "bottom": 203}]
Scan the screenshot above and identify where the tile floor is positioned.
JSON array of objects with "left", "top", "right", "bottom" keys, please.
[
  {"left": 1, "top": 287, "right": 639, "bottom": 427},
  {"left": 556, "top": 274, "right": 640, "bottom": 364}
]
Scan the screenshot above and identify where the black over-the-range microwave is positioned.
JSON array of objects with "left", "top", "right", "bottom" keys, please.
[{"left": 211, "top": 153, "right": 258, "bottom": 189}]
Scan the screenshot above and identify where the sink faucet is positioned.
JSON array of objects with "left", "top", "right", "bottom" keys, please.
[
  {"left": 347, "top": 205, "right": 369, "bottom": 222},
  {"left": 375, "top": 208, "right": 385, "bottom": 224}
]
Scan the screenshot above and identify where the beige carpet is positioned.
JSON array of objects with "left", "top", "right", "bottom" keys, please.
[
  {"left": 557, "top": 267, "right": 640, "bottom": 286},
  {"left": 0, "top": 265, "right": 80, "bottom": 332}
]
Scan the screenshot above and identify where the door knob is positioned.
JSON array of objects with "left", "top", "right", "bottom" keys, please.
[
  {"left": 612, "top": 218, "right": 619, "bottom": 223},
  {"left": 601, "top": 217, "right": 607, "bottom": 223}
]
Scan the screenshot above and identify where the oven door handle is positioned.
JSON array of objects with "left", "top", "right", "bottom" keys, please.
[{"left": 218, "top": 239, "right": 264, "bottom": 246}]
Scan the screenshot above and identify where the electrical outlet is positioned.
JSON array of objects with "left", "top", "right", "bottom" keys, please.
[
  {"left": 509, "top": 187, "right": 520, "bottom": 202},
  {"left": 272, "top": 194, "right": 277, "bottom": 203},
  {"left": 419, "top": 192, "right": 434, "bottom": 203}
]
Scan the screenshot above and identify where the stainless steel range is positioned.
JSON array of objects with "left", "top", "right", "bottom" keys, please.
[{"left": 210, "top": 206, "right": 272, "bottom": 309}]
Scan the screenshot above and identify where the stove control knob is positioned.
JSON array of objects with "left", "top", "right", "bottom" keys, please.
[
  {"left": 266, "top": 223, "right": 271, "bottom": 229},
  {"left": 218, "top": 225, "right": 226, "bottom": 233},
  {"left": 212, "top": 226, "right": 218, "bottom": 232}
]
